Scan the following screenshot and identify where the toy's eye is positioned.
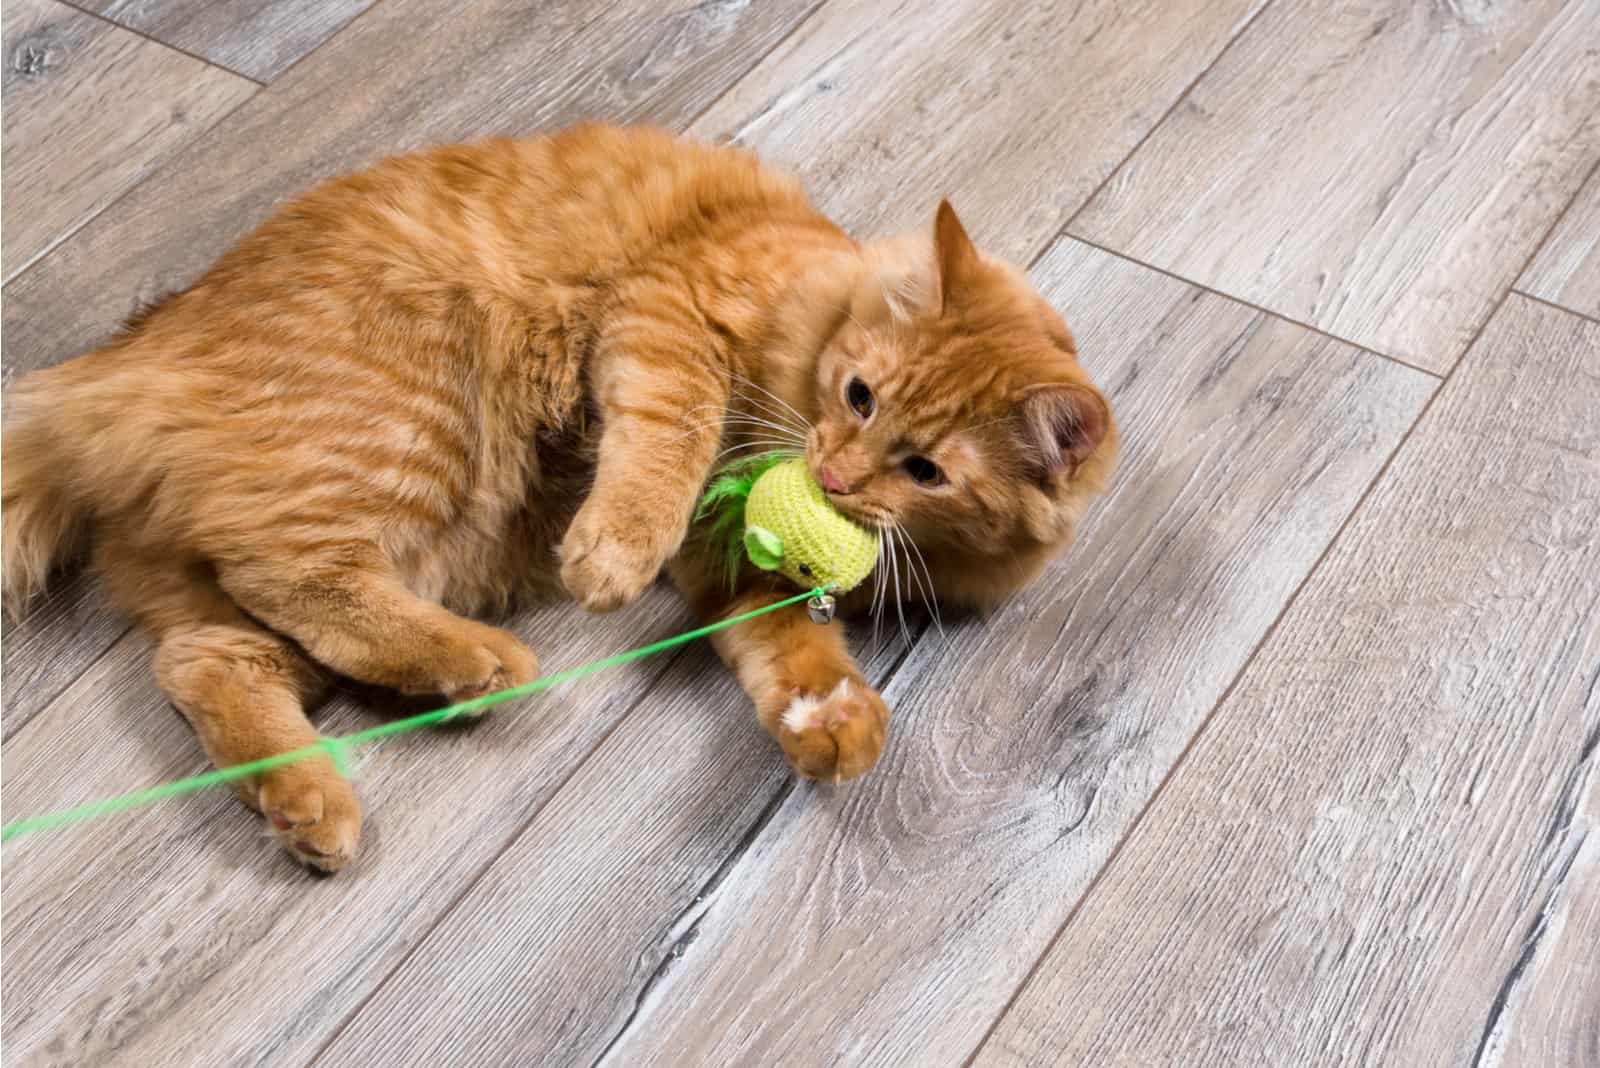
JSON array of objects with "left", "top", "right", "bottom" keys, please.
[
  {"left": 799, "top": 563, "right": 813, "bottom": 576},
  {"left": 903, "top": 456, "right": 945, "bottom": 486},
  {"left": 846, "top": 377, "right": 874, "bottom": 418}
]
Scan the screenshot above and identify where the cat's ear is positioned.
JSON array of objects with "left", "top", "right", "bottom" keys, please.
[
  {"left": 1018, "top": 383, "right": 1109, "bottom": 474},
  {"left": 934, "top": 199, "right": 982, "bottom": 313}
]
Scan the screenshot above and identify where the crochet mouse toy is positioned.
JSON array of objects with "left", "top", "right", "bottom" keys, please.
[{"left": 697, "top": 453, "right": 880, "bottom": 599}]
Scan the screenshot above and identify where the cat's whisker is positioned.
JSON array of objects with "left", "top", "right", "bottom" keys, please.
[
  {"left": 730, "top": 390, "right": 811, "bottom": 436},
  {"left": 712, "top": 440, "right": 801, "bottom": 464},
  {"left": 894, "top": 519, "right": 943, "bottom": 637},
  {"left": 671, "top": 410, "right": 808, "bottom": 447},
  {"left": 727, "top": 371, "right": 811, "bottom": 433},
  {"left": 887, "top": 523, "right": 910, "bottom": 645},
  {"left": 718, "top": 415, "right": 808, "bottom": 443}
]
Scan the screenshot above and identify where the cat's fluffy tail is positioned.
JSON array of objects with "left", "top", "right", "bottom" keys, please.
[{"left": 2, "top": 382, "right": 89, "bottom": 618}]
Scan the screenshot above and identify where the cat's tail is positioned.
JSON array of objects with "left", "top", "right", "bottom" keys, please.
[{"left": 2, "top": 378, "right": 90, "bottom": 619}]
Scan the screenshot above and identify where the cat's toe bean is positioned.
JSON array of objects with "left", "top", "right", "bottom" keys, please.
[
  {"left": 258, "top": 765, "right": 362, "bottom": 873},
  {"left": 777, "top": 678, "right": 887, "bottom": 782}
]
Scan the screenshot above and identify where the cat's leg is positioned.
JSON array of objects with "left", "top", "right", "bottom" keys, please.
[
  {"left": 97, "top": 543, "right": 361, "bottom": 870},
  {"left": 561, "top": 319, "right": 728, "bottom": 612},
  {"left": 677, "top": 570, "right": 888, "bottom": 780},
  {"left": 214, "top": 543, "right": 538, "bottom": 702}
]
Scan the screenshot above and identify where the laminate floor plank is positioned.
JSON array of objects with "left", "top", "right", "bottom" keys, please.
[
  {"left": 691, "top": 0, "right": 1267, "bottom": 263},
  {"left": 1073, "top": 0, "right": 1600, "bottom": 373},
  {"left": 0, "top": 0, "right": 255, "bottom": 283},
  {"left": 1519, "top": 165, "right": 1600, "bottom": 321},
  {"left": 76, "top": 0, "right": 374, "bottom": 83},
  {"left": 974, "top": 295, "right": 1600, "bottom": 1068},
  {"left": 1, "top": 591, "right": 692, "bottom": 1067},
  {"left": 0, "top": 0, "right": 820, "bottom": 387}
]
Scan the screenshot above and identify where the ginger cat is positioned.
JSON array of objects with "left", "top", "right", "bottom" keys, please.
[{"left": 2, "top": 124, "right": 1116, "bottom": 871}]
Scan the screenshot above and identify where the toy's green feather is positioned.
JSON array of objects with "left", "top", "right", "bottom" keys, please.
[{"left": 695, "top": 450, "right": 793, "bottom": 588}]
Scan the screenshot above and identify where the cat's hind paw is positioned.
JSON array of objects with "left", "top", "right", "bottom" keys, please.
[{"left": 256, "top": 763, "right": 362, "bottom": 873}]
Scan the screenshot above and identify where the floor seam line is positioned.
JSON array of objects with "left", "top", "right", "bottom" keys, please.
[
  {"left": 1024, "top": 0, "right": 1279, "bottom": 272},
  {"left": 53, "top": 0, "right": 265, "bottom": 84},
  {"left": 299, "top": 639, "right": 694, "bottom": 1067},
  {"left": 1058, "top": 233, "right": 1446, "bottom": 379}
]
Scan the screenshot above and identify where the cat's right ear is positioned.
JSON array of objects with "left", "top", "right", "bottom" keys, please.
[{"left": 934, "top": 200, "right": 982, "bottom": 314}]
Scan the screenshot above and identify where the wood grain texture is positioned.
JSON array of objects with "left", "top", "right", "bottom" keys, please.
[
  {"left": 1, "top": 592, "right": 689, "bottom": 1067},
  {"left": 331, "top": 240, "right": 1432, "bottom": 1068},
  {"left": 1520, "top": 165, "right": 1600, "bottom": 321},
  {"left": 691, "top": 0, "right": 1266, "bottom": 263},
  {"left": 1, "top": 580, "right": 127, "bottom": 740},
  {"left": 317, "top": 632, "right": 919, "bottom": 1068},
  {"left": 1489, "top": 780, "right": 1600, "bottom": 1068},
  {"left": 0, "top": 0, "right": 820, "bottom": 387},
  {"left": 0, "top": 0, "right": 254, "bottom": 283},
  {"left": 976, "top": 295, "right": 1600, "bottom": 1068},
  {"left": 1073, "top": 0, "right": 1600, "bottom": 373},
  {"left": 76, "top": 0, "right": 372, "bottom": 82}
]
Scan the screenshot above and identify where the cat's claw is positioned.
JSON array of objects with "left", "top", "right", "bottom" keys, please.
[{"left": 777, "top": 678, "right": 887, "bottom": 781}]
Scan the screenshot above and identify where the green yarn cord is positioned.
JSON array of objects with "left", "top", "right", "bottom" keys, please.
[{"left": 0, "top": 587, "right": 826, "bottom": 842}]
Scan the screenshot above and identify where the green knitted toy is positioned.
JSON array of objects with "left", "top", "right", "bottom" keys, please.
[{"left": 697, "top": 453, "right": 880, "bottom": 593}]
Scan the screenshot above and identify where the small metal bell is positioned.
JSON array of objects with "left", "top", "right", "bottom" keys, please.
[{"left": 806, "top": 592, "right": 837, "bottom": 625}]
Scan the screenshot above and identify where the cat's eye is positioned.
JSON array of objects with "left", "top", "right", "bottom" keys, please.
[
  {"left": 903, "top": 456, "right": 944, "bottom": 486},
  {"left": 846, "top": 377, "right": 875, "bottom": 418}
]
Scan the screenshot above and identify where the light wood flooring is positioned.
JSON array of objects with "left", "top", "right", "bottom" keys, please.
[{"left": 2, "top": 2, "right": 1597, "bottom": 1065}]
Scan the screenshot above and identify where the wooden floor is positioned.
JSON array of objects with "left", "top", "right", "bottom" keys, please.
[{"left": 3, "top": 2, "right": 1597, "bottom": 1065}]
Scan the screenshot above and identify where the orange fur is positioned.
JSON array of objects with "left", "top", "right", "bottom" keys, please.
[{"left": 1, "top": 124, "right": 1115, "bottom": 870}]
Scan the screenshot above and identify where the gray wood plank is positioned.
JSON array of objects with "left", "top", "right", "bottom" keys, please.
[
  {"left": 974, "top": 295, "right": 1600, "bottom": 1068},
  {"left": 1, "top": 579, "right": 127, "bottom": 740},
  {"left": 0, "top": 0, "right": 820, "bottom": 388},
  {"left": 1493, "top": 781, "right": 1600, "bottom": 1068},
  {"left": 319, "top": 631, "right": 919, "bottom": 1068},
  {"left": 76, "top": 0, "right": 372, "bottom": 82},
  {"left": 319, "top": 241, "right": 1434, "bottom": 1068},
  {"left": 0, "top": 593, "right": 688, "bottom": 1068},
  {"left": 1520, "top": 166, "right": 1600, "bottom": 321},
  {"left": 693, "top": 0, "right": 1268, "bottom": 263},
  {"left": 1073, "top": 0, "right": 1600, "bottom": 374},
  {"left": 0, "top": 0, "right": 255, "bottom": 283}
]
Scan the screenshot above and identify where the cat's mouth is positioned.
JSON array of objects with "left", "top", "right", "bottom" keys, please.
[{"left": 825, "top": 493, "right": 890, "bottom": 530}]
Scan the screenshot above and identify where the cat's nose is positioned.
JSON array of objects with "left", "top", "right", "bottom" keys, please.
[{"left": 818, "top": 466, "right": 849, "bottom": 494}]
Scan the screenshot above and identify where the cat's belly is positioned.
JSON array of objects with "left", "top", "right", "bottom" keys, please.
[{"left": 393, "top": 447, "right": 590, "bottom": 619}]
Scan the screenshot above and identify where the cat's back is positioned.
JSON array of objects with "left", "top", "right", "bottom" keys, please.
[{"left": 208, "top": 124, "right": 819, "bottom": 301}]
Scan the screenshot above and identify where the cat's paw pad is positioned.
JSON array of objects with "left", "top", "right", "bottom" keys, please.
[
  {"left": 559, "top": 508, "right": 667, "bottom": 612},
  {"left": 777, "top": 679, "right": 887, "bottom": 782},
  {"left": 257, "top": 764, "right": 362, "bottom": 873}
]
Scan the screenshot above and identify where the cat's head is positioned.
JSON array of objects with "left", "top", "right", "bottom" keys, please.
[{"left": 807, "top": 201, "right": 1116, "bottom": 610}]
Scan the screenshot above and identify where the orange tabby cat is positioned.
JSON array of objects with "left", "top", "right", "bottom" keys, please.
[{"left": 2, "top": 124, "right": 1115, "bottom": 871}]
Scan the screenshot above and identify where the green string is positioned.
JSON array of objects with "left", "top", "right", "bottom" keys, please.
[{"left": 0, "top": 587, "right": 826, "bottom": 842}]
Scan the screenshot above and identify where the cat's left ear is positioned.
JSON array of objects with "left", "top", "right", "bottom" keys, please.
[
  {"left": 934, "top": 199, "right": 982, "bottom": 314},
  {"left": 1018, "top": 383, "right": 1110, "bottom": 474}
]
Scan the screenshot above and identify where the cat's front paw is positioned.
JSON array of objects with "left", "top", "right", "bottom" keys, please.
[
  {"left": 777, "top": 679, "right": 887, "bottom": 782},
  {"left": 560, "top": 504, "right": 671, "bottom": 612},
  {"left": 256, "top": 763, "right": 362, "bottom": 873}
]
